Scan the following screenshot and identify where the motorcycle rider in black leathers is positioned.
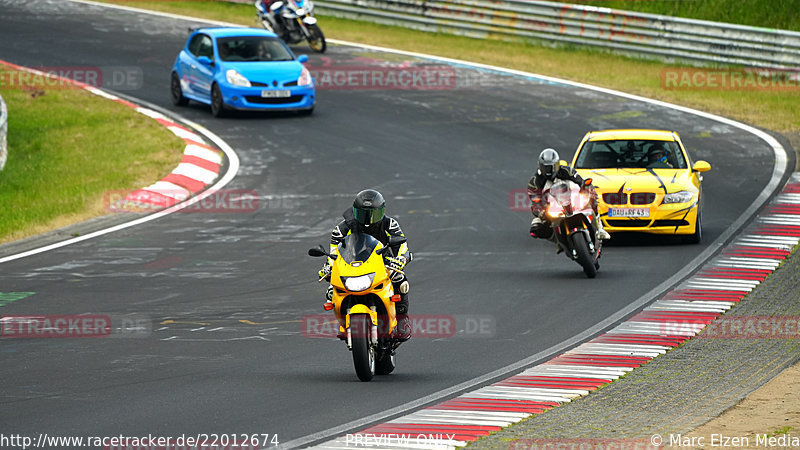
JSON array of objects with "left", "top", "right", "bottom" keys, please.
[
  {"left": 528, "top": 148, "right": 610, "bottom": 250},
  {"left": 319, "top": 189, "right": 413, "bottom": 341}
]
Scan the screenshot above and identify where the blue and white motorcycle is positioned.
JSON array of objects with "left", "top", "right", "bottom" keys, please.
[{"left": 255, "top": 0, "right": 326, "bottom": 53}]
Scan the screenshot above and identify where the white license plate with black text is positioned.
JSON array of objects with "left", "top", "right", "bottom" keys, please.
[
  {"left": 608, "top": 208, "right": 650, "bottom": 218},
  {"left": 261, "top": 90, "right": 291, "bottom": 98}
]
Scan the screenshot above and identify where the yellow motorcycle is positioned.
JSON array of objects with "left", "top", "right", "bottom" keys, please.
[{"left": 308, "top": 233, "right": 406, "bottom": 381}]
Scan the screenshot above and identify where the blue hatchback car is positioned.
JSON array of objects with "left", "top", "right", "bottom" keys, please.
[{"left": 171, "top": 27, "right": 315, "bottom": 117}]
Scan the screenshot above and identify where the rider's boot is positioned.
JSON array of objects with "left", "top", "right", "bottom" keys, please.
[
  {"left": 395, "top": 295, "right": 411, "bottom": 341},
  {"left": 596, "top": 219, "right": 611, "bottom": 240}
]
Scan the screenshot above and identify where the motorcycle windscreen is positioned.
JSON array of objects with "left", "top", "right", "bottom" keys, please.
[
  {"left": 338, "top": 233, "right": 380, "bottom": 264},
  {"left": 549, "top": 181, "right": 573, "bottom": 203}
]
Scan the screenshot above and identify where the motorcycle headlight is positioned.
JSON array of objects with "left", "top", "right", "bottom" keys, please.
[
  {"left": 343, "top": 273, "right": 375, "bottom": 292},
  {"left": 298, "top": 67, "right": 313, "bottom": 87},
  {"left": 295, "top": 8, "right": 306, "bottom": 15},
  {"left": 225, "top": 69, "right": 251, "bottom": 87},
  {"left": 546, "top": 202, "right": 564, "bottom": 218},
  {"left": 575, "top": 192, "right": 590, "bottom": 210},
  {"left": 663, "top": 191, "right": 694, "bottom": 204}
]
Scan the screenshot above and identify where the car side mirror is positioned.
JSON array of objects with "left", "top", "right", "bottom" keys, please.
[
  {"left": 297, "top": 54, "right": 309, "bottom": 63},
  {"left": 197, "top": 56, "right": 214, "bottom": 67},
  {"left": 692, "top": 160, "right": 711, "bottom": 172}
]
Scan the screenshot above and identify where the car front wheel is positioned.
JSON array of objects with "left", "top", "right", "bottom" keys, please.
[{"left": 210, "top": 83, "right": 227, "bottom": 118}]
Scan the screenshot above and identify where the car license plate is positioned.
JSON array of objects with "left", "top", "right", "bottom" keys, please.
[
  {"left": 609, "top": 208, "right": 650, "bottom": 218},
  {"left": 261, "top": 90, "right": 291, "bottom": 98}
]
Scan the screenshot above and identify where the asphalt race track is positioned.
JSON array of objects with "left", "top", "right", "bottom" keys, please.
[{"left": 0, "top": 0, "right": 787, "bottom": 447}]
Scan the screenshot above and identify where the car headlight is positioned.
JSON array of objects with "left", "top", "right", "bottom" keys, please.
[
  {"left": 298, "top": 67, "right": 313, "bottom": 87},
  {"left": 343, "top": 273, "right": 375, "bottom": 292},
  {"left": 226, "top": 69, "right": 251, "bottom": 87},
  {"left": 663, "top": 191, "right": 694, "bottom": 204}
]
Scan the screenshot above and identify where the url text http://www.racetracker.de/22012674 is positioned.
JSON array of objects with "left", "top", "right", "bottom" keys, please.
[{"left": 0, "top": 432, "right": 281, "bottom": 449}]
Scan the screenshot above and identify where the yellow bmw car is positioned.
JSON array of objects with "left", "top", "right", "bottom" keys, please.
[{"left": 571, "top": 129, "right": 711, "bottom": 243}]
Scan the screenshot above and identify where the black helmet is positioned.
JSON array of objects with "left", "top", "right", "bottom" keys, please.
[
  {"left": 353, "top": 189, "right": 386, "bottom": 228},
  {"left": 538, "top": 148, "right": 561, "bottom": 181}
]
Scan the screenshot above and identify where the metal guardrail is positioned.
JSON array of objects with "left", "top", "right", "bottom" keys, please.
[
  {"left": 312, "top": 0, "right": 800, "bottom": 68},
  {"left": 0, "top": 93, "right": 7, "bottom": 171}
]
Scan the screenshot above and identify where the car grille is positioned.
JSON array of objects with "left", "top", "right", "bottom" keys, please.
[
  {"left": 652, "top": 220, "right": 690, "bottom": 227},
  {"left": 245, "top": 95, "right": 305, "bottom": 104},
  {"left": 603, "top": 193, "right": 627, "bottom": 204},
  {"left": 606, "top": 219, "right": 651, "bottom": 227},
  {"left": 630, "top": 193, "right": 656, "bottom": 205},
  {"left": 250, "top": 80, "right": 298, "bottom": 87},
  {"left": 603, "top": 192, "right": 656, "bottom": 205}
]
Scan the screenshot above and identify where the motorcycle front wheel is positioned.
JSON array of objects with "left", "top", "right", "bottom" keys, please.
[
  {"left": 260, "top": 19, "right": 275, "bottom": 33},
  {"left": 350, "top": 314, "right": 375, "bottom": 381},
  {"left": 572, "top": 233, "right": 597, "bottom": 278},
  {"left": 306, "top": 23, "right": 326, "bottom": 53}
]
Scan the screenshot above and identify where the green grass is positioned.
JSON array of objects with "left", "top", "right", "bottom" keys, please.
[
  {"left": 556, "top": 0, "right": 800, "bottom": 31},
  {"left": 0, "top": 67, "right": 183, "bottom": 243},
  {"left": 768, "top": 425, "right": 794, "bottom": 437},
  {"left": 101, "top": 0, "right": 800, "bottom": 136}
]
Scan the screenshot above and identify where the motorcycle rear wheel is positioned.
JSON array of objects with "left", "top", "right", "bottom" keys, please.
[
  {"left": 350, "top": 314, "right": 375, "bottom": 382},
  {"left": 307, "top": 24, "right": 326, "bottom": 53},
  {"left": 572, "top": 233, "right": 597, "bottom": 278}
]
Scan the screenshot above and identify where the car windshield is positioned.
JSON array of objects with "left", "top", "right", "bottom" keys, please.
[
  {"left": 338, "top": 233, "right": 380, "bottom": 264},
  {"left": 217, "top": 36, "right": 294, "bottom": 62},
  {"left": 575, "top": 140, "right": 688, "bottom": 169}
]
